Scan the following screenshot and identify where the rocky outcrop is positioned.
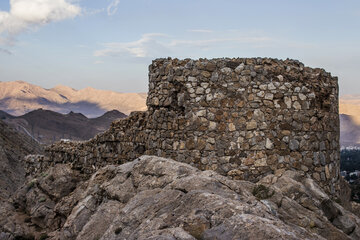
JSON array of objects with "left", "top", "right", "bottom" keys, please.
[
  {"left": 0, "top": 120, "right": 43, "bottom": 240},
  {"left": 0, "top": 120, "right": 42, "bottom": 200},
  {"left": 1, "top": 156, "right": 359, "bottom": 240}
]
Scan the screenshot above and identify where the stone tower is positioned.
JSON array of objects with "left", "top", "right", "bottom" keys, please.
[{"left": 47, "top": 57, "right": 340, "bottom": 195}]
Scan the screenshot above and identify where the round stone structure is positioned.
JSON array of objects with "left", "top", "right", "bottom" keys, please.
[
  {"left": 146, "top": 57, "right": 339, "bottom": 194},
  {"left": 45, "top": 57, "right": 340, "bottom": 195}
]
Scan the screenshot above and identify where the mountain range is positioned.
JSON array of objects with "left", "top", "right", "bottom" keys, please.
[
  {"left": 0, "top": 81, "right": 147, "bottom": 117},
  {"left": 0, "top": 109, "right": 126, "bottom": 144}
]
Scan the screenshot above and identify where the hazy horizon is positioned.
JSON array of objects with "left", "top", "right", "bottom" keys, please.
[{"left": 0, "top": 79, "right": 147, "bottom": 93}]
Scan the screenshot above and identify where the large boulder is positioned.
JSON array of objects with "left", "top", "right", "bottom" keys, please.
[{"left": 1, "top": 156, "right": 360, "bottom": 239}]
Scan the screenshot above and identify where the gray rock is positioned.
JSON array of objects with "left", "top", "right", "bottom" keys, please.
[
  {"left": 289, "top": 139, "right": 300, "bottom": 151},
  {"left": 333, "top": 215, "right": 356, "bottom": 235},
  {"left": 3, "top": 156, "right": 360, "bottom": 240}
]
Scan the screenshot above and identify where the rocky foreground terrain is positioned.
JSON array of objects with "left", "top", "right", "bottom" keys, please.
[{"left": 1, "top": 155, "right": 360, "bottom": 239}]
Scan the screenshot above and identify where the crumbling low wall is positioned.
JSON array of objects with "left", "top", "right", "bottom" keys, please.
[{"left": 45, "top": 57, "right": 340, "bottom": 195}]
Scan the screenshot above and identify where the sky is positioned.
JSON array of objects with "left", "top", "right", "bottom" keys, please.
[{"left": 0, "top": 0, "right": 359, "bottom": 95}]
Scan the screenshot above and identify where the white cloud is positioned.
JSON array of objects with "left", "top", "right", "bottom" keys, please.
[
  {"left": 107, "top": 0, "right": 120, "bottom": 16},
  {"left": 94, "top": 33, "right": 169, "bottom": 58},
  {"left": 0, "top": 48, "right": 12, "bottom": 55},
  {"left": 169, "top": 37, "right": 273, "bottom": 47},
  {"left": 0, "top": 0, "right": 81, "bottom": 45},
  {"left": 82, "top": 7, "right": 105, "bottom": 16},
  {"left": 93, "top": 32, "right": 273, "bottom": 58},
  {"left": 10, "top": 0, "right": 80, "bottom": 23},
  {"left": 188, "top": 29, "right": 213, "bottom": 33}
]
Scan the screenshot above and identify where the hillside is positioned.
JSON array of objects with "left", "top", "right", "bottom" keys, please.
[
  {"left": 0, "top": 120, "right": 42, "bottom": 200},
  {"left": 340, "top": 95, "right": 360, "bottom": 125},
  {"left": 339, "top": 95, "right": 360, "bottom": 147},
  {"left": 0, "top": 81, "right": 147, "bottom": 117},
  {"left": 0, "top": 110, "right": 14, "bottom": 120},
  {"left": 340, "top": 114, "right": 360, "bottom": 147},
  {"left": 1, "top": 109, "right": 127, "bottom": 144}
]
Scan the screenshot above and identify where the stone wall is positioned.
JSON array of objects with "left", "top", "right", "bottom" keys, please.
[{"left": 45, "top": 57, "right": 340, "bottom": 195}]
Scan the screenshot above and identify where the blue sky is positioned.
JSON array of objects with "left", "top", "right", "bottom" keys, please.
[{"left": 0, "top": 0, "right": 359, "bottom": 94}]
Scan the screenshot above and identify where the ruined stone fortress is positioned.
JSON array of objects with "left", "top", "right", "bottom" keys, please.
[{"left": 39, "top": 57, "right": 340, "bottom": 195}]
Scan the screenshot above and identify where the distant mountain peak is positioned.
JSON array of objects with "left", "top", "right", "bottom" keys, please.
[
  {"left": 51, "top": 84, "right": 77, "bottom": 92},
  {"left": 14, "top": 80, "right": 28, "bottom": 84},
  {"left": 66, "top": 111, "right": 87, "bottom": 119}
]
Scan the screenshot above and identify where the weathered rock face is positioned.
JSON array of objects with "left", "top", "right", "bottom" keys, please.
[
  {"left": 0, "top": 120, "right": 43, "bottom": 200},
  {"left": 44, "top": 58, "right": 340, "bottom": 196},
  {"left": 1, "top": 156, "right": 359, "bottom": 240}
]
